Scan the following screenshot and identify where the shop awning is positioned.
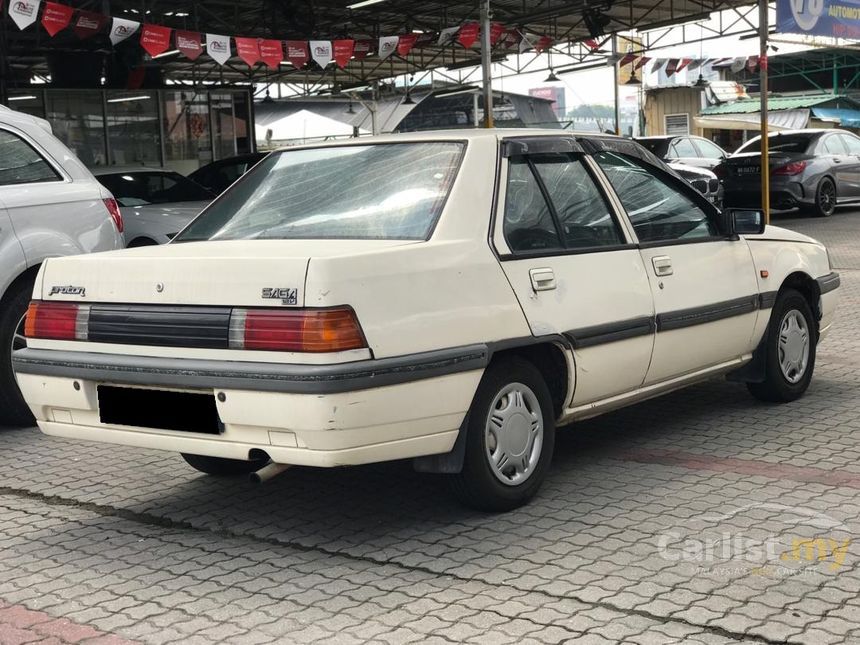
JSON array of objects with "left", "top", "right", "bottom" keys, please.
[
  {"left": 695, "top": 109, "right": 810, "bottom": 131},
  {"left": 810, "top": 107, "right": 860, "bottom": 128}
]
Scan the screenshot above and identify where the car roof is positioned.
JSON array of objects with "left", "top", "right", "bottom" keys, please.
[
  {"left": 0, "top": 105, "right": 53, "bottom": 134},
  {"left": 91, "top": 167, "right": 179, "bottom": 176}
]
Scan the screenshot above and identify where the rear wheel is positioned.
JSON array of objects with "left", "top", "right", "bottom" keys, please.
[
  {"left": 181, "top": 453, "right": 268, "bottom": 476},
  {"left": 0, "top": 279, "right": 36, "bottom": 427},
  {"left": 747, "top": 288, "right": 816, "bottom": 403},
  {"left": 809, "top": 178, "right": 836, "bottom": 217},
  {"left": 448, "top": 357, "right": 555, "bottom": 511}
]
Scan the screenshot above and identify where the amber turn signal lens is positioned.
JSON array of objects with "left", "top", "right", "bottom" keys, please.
[
  {"left": 231, "top": 307, "right": 366, "bottom": 353},
  {"left": 24, "top": 301, "right": 84, "bottom": 341}
]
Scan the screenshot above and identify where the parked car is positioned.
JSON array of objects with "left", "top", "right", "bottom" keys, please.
[
  {"left": 667, "top": 162, "right": 723, "bottom": 208},
  {"left": 92, "top": 168, "right": 214, "bottom": 246},
  {"left": 188, "top": 153, "right": 267, "bottom": 195},
  {"left": 0, "top": 106, "right": 123, "bottom": 426},
  {"left": 14, "top": 131, "right": 839, "bottom": 510},
  {"left": 719, "top": 129, "right": 860, "bottom": 217},
  {"left": 635, "top": 135, "right": 728, "bottom": 171}
]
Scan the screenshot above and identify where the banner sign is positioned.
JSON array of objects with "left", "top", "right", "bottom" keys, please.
[
  {"left": 378, "top": 35, "right": 398, "bottom": 59},
  {"left": 140, "top": 23, "right": 171, "bottom": 57},
  {"left": 9, "top": 0, "right": 40, "bottom": 30},
  {"left": 73, "top": 10, "right": 106, "bottom": 39},
  {"left": 259, "top": 39, "right": 283, "bottom": 68},
  {"left": 776, "top": 0, "right": 860, "bottom": 38},
  {"left": 110, "top": 17, "right": 140, "bottom": 45},
  {"left": 206, "top": 33, "right": 231, "bottom": 65},
  {"left": 309, "top": 40, "right": 332, "bottom": 67},
  {"left": 235, "top": 37, "right": 261, "bottom": 66},
  {"left": 333, "top": 39, "right": 355, "bottom": 68},
  {"left": 285, "top": 40, "right": 309, "bottom": 68},
  {"left": 41, "top": 1, "right": 71, "bottom": 36},
  {"left": 176, "top": 30, "right": 202, "bottom": 59}
]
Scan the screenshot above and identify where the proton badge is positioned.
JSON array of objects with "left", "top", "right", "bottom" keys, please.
[{"left": 48, "top": 285, "right": 86, "bottom": 297}]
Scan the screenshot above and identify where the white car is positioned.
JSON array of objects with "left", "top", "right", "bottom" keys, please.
[
  {"left": 0, "top": 106, "right": 123, "bottom": 426},
  {"left": 91, "top": 168, "right": 213, "bottom": 246},
  {"left": 13, "top": 131, "right": 840, "bottom": 510}
]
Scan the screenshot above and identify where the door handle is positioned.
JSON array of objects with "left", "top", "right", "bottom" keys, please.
[
  {"left": 652, "top": 256, "right": 673, "bottom": 276},
  {"left": 529, "top": 267, "right": 556, "bottom": 291}
]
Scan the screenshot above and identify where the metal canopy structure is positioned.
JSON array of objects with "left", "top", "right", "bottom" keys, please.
[{"left": 1, "top": 0, "right": 761, "bottom": 93}]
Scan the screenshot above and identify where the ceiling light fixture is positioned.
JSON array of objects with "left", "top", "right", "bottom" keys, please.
[
  {"left": 347, "top": 0, "right": 388, "bottom": 9},
  {"left": 107, "top": 95, "right": 151, "bottom": 103},
  {"left": 8, "top": 94, "right": 37, "bottom": 101}
]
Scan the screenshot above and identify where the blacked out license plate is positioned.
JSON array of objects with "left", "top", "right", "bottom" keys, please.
[{"left": 98, "top": 385, "right": 222, "bottom": 434}]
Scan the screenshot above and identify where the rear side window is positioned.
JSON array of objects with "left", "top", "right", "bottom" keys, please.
[
  {"left": 0, "top": 129, "right": 61, "bottom": 186},
  {"left": 669, "top": 138, "right": 697, "bottom": 158},
  {"left": 821, "top": 136, "right": 847, "bottom": 155},
  {"left": 593, "top": 151, "right": 718, "bottom": 244},
  {"left": 504, "top": 154, "right": 624, "bottom": 253}
]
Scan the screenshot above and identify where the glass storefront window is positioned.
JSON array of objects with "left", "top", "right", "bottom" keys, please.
[
  {"left": 210, "top": 93, "right": 238, "bottom": 160},
  {"left": 6, "top": 93, "right": 45, "bottom": 120},
  {"left": 162, "top": 91, "right": 212, "bottom": 175},
  {"left": 45, "top": 91, "right": 107, "bottom": 167},
  {"left": 105, "top": 91, "right": 161, "bottom": 166}
]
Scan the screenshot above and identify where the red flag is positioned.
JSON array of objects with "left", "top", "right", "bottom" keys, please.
[
  {"left": 458, "top": 22, "right": 479, "bottom": 49},
  {"left": 259, "top": 39, "right": 283, "bottom": 68},
  {"left": 333, "top": 39, "right": 354, "bottom": 68},
  {"left": 397, "top": 34, "right": 418, "bottom": 57},
  {"left": 665, "top": 58, "right": 679, "bottom": 76},
  {"left": 285, "top": 40, "right": 309, "bottom": 69},
  {"left": 41, "top": 2, "right": 72, "bottom": 37},
  {"left": 634, "top": 56, "right": 651, "bottom": 70},
  {"left": 353, "top": 39, "right": 373, "bottom": 60},
  {"left": 619, "top": 52, "right": 637, "bottom": 67},
  {"left": 534, "top": 36, "right": 553, "bottom": 53},
  {"left": 501, "top": 29, "right": 520, "bottom": 49},
  {"left": 140, "top": 24, "right": 172, "bottom": 57},
  {"left": 489, "top": 22, "right": 505, "bottom": 45},
  {"left": 675, "top": 58, "right": 693, "bottom": 73},
  {"left": 176, "top": 30, "right": 202, "bottom": 60},
  {"left": 746, "top": 55, "right": 759, "bottom": 72},
  {"left": 584, "top": 38, "right": 600, "bottom": 50},
  {"left": 73, "top": 10, "right": 107, "bottom": 39},
  {"left": 235, "top": 37, "right": 260, "bottom": 66}
]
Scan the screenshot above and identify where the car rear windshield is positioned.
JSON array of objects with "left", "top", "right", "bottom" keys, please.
[
  {"left": 174, "top": 142, "right": 464, "bottom": 242},
  {"left": 736, "top": 135, "right": 812, "bottom": 154},
  {"left": 97, "top": 171, "right": 214, "bottom": 206}
]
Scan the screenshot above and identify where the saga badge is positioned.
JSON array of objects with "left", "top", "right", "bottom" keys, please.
[{"left": 262, "top": 287, "right": 298, "bottom": 306}]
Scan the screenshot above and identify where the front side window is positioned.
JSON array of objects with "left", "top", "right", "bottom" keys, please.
[
  {"left": 594, "top": 151, "right": 718, "bottom": 244},
  {"left": 176, "top": 142, "right": 463, "bottom": 242},
  {"left": 0, "top": 129, "right": 61, "bottom": 186},
  {"left": 841, "top": 134, "right": 860, "bottom": 155},
  {"left": 821, "top": 136, "right": 847, "bottom": 155},
  {"left": 97, "top": 171, "right": 214, "bottom": 207},
  {"left": 695, "top": 139, "right": 725, "bottom": 159}
]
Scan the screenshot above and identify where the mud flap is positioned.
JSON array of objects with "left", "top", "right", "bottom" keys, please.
[
  {"left": 412, "top": 413, "right": 469, "bottom": 474},
  {"left": 726, "top": 330, "right": 768, "bottom": 384}
]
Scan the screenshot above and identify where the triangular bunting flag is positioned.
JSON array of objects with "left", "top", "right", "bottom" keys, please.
[
  {"left": 140, "top": 24, "right": 172, "bottom": 57},
  {"left": 110, "top": 18, "right": 140, "bottom": 45},
  {"left": 176, "top": 30, "right": 202, "bottom": 60},
  {"left": 378, "top": 35, "right": 398, "bottom": 59},
  {"left": 207, "top": 33, "right": 232, "bottom": 65},
  {"left": 259, "top": 39, "right": 283, "bottom": 68},
  {"left": 309, "top": 40, "right": 332, "bottom": 67},
  {"left": 333, "top": 39, "right": 355, "bottom": 68},
  {"left": 235, "top": 37, "right": 260, "bottom": 66},
  {"left": 41, "top": 2, "right": 72, "bottom": 37},
  {"left": 397, "top": 34, "right": 418, "bottom": 57},
  {"left": 458, "top": 22, "right": 479, "bottom": 49},
  {"left": 73, "top": 10, "right": 107, "bottom": 39},
  {"left": 9, "top": 0, "right": 40, "bottom": 30}
]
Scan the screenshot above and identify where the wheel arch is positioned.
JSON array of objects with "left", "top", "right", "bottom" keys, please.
[
  {"left": 780, "top": 270, "right": 821, "bottom": 323},
  {"left": 0, "top": 264, "right": 41, "bottom": 306}
]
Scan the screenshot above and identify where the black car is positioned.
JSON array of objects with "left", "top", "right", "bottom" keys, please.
[
  {"left": 718, "top": 129, "right": 860, "bottom": 217},
  {"left": 635, "top": 135, "right": 728, "bottom": 172},
  {"left": 187, "top": 153, "right": 268, "bottom": 195}
]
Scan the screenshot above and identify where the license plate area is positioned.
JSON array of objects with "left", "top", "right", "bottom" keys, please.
[
  {"left": 98, "top": 385, "right": 221, "bottom": 434},
  {"left": 736, "top": 166, "right": 760, "bottom": 175}
]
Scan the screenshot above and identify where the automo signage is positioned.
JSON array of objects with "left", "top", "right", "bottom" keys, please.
[{"left": 777, "top": 0, "right": 860, "bottom": 39}]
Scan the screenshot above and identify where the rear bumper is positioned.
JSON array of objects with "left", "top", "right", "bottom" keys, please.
[
  {"left": 723, "top": 180, "right": 806, "bottom": 210},
  {"left": 13, "top": 347, "right": 486, "bottom": 466}
]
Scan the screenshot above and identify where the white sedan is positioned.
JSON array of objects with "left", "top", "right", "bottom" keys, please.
[{"left": 13, "top": 130, "right": 840, "bottom": 511}]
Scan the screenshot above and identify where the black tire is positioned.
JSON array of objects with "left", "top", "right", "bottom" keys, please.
[
  {"left": 0, "top": 278, "right": 36, "bottom": 427},
  {"left": 181, "top": 453, "right": 268, "bottom": 476},
  {"left": 808, "top": 178, "right": 836, "bottom": 217},
  {"left": 127, "top": 237, "right": 158, "bottom": 248},
  {"left": 747, "top": 288, "right": 817, "bottom": 403},
  {"left": 448, "top": 357, "right": 555, "bottom": 512}
]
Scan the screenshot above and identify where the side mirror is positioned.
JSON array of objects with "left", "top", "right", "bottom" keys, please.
[{"left": 728, "top": 208, "right": 766, "bottom": 235}]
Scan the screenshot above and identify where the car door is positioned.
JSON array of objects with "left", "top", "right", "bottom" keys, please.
[
  {"left": 494, "top": 138, "right": 656, "bottom": 406},
  {"left": 836, "top": 133, "right": 860, "bottom": 199},
  {"left": 592, "top": 149, "right": 759, "bottom": 385},
  {"left": 818, "top": 133, "right": 856, "bottom": 198},
  {"left": 691, "top": 138, "right": 727, "bottom": 172}
]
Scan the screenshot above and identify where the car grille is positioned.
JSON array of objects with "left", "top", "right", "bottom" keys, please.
[
  {"left": 690, "top": 178, "right": 708, "bottom": 194},
  {"left": 709, "top": 178, "right": 719, "bottom": 192},
  {"left": 87, "top": 304, "right": 231, "bottom": 349}
]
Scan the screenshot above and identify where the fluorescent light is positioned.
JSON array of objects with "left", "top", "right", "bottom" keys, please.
[
  {"left": 8, "top": 95, "right": 37, "bottom": 101},
  {"left": 347, "top": 0, "right": 387, "bottom": 9},
  {"left": 153, "top": 49, "right": 179, "bottom": 59},
  {"left": 107, "top": 95, "right": 151, "bottom": 103}
]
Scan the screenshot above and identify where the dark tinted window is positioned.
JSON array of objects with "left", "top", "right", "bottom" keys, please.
[
  {"left": 504, "top": 157, "right": 562, "bottom": 252},
  {"left": 0, "top": 129, "right": 61, "bottom": 186},
  {"left": 96, "top": 171, "right": 214, "bottom": 207},
  {"left": 594, "top": 151, "right": 718, "bottom": 243},
  {"left": 635, "top": 138, "right": 670, "bottom": 158},
  {"left": 737, "top": 135, "right": 813, "bottom": 154},
  {"left": 530, "top": 154, "right": 623, "bottom": 249},
  {"left": 176, "top": 142, "right": 463, "bottom": 242}
]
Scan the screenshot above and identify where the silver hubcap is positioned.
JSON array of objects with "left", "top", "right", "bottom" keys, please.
[
  {"left": 484, "top": 383, "right": 543, "bottom": 486},
  {"left": 12, "top": 313, "right": 26, "bottom": 353},
  {"left": 778, "top": 309, "right": 809, "bottom": 384}
]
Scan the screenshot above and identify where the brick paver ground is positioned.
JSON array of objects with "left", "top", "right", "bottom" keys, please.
[{"left": 1, "top": 211, "right": 859, "bottom": 644}]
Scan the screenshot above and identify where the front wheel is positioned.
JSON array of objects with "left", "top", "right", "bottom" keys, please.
[
  {"left": 181, "top": 453, "right": 268, "bottom": 476},
  {"left": 448, "top": 357, "right": 555, "bottom": 512},
  {"left": 747, "top": 288, "right": 817, "bottom": 403},
  {"left": 0, "top": 279, "right": 36, "bottom": 427}
]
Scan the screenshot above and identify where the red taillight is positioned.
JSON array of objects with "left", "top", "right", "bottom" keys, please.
[
  {"left": 229, "top": 307, "right": 366, "bottom": 352},
  {"left": 24, "top": 302, "right": 89, "bottom": 341},
  {"left": 772, "top": 160, "right": 807, "bottom": 176},
  {"left": 103, "top": 197, "right": 124, "bottom": 233}
]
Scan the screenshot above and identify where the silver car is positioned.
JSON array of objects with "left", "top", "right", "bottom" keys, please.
[
  {"left": 0, "top": 106, "right": 123, "bottom": 426},
  {"left": 91, "top": 168, "right": 214, "bottom": 246},
  {"left": 720, "top": 129, "right": 860, "bottom": 217}
]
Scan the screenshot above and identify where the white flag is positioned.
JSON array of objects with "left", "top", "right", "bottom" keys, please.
[
  {"left": 9, "top": 0, "right": 41, "bottom": 30},
  {"left": 206, "top": 33, "right": 232, "bottom": 66},
  {"left": 310, "top": 40, "right": 332, "bottom": 67},
  {"left": 378, "top": 36, "right": 399, "bottom": 60},
  {"left": 730, "top": 57, "right": 746, "bottom": 73},
  {"left": 109, "top": 18, "right": 140, "bottom": 45},
  {"left": 437, "top": 27, "right": 459, "bottom": 46},
  {"left": 518, "top": 32, "right": 535, "bottom": 54}
]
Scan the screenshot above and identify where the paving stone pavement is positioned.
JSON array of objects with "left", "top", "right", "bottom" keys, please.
[{"left": 1, "top": 211, "right": 860, "bottom": 644}]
